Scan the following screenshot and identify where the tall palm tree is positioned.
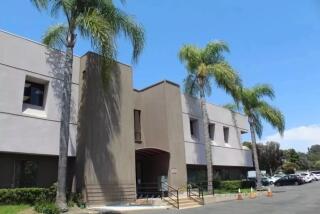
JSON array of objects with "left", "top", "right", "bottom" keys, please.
[
  {"left": 225, "top": 84, "right": 285, "bottom": 189},
  {"left": 31, "top": 0, "right": 144, "bottom": 210},
  {"left": 179, "top": 41, "right": 241, "bottom": 192}
]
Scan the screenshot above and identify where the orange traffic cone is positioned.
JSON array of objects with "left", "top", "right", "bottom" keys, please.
[
  {"left": 267, "top": 187, "right": 272, "bottom": 197},
  {"left": 237, "top": 188, "right": 243, "bottom": 200},
  {"left": 249, "top": 187, "right": 256, "bottom": 199}
]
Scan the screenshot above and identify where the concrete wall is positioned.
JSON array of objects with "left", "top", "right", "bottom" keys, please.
[
  {"left": 0, "top": 30, "right": 79, "bottom": 156},
  {"left": 76, "top": 53, "right": 136, "bottom": 202},
  {"left": 134, "top": 81, "right": 187, "bottom": 188},
  {"left": 181, "top": 94, "right": 253, "bottom": 167}
]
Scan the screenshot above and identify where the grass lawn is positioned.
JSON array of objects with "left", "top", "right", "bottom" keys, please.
[{"left": 0, "top": 204, "right": 31, "bottom": 214}]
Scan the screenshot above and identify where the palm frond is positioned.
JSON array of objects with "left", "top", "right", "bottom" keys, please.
[
  {"left": 42, "top": 24, "right": 68, "bottom": 49},
  {"left": 202, "top": 40, "right": 229, "bottom": 63},
  {"left": 30, "top": 0, "right": 48, "bottom": 10},
  {"left": 184, "top": 74, "right": 200, "bottom": 97},
  {"left": 223, "top": 103, "right": 240, "bottom": 112},
  {"left": 112, "top": 10, "right": 145, "bottom": 63},
  {"left": 252, "top": 84, "right": 275, "bottom": 100},
  {"left": 257, "top": 101, "right": 285, "bottom": 136},
  {"left": 179, "top": 45, "right": 202, "bottom": 72},
  {"left": 209, "top": 62, "right": 242, "bottom": 97}
]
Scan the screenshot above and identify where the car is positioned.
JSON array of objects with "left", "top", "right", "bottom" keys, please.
[
  {"left": 269, "top": 174, "right": 284, "bottom": 185},
  {"left": 274, "top": 174, "right": 304, "bottom": 186},
  {"left": 311, "top": 171, "right": 320, "bottom": 181},
  {"left": 299, "top": 172, "right": 313, "bottom": 183}
]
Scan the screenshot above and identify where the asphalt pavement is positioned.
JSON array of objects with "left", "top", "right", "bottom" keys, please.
[{"left": 131, "top": 181, "right": 320, "bottom": 214}]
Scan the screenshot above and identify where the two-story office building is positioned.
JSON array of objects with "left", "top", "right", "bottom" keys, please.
[{"left": 0, "top": 30, "right": 253, "bottom": 204}]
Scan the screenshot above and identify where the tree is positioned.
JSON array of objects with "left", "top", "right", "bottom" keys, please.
[
  {"left": 282, "top": 162, "right": 298, "bottom": 174},
  {"left": 31, "top": 0, "right": 144, "bottom": 210},
  {"left": 244, "top": 141, "right": 283, "bottom": 175},
  {"left": 225, "top": 84, "right": 285, "bottom": 188},
  {"left": 179, "top": 41, "right": 241, "bottom": 192},
  {"left": 283, "top": 149, "right": 300, "bottom": 164}
]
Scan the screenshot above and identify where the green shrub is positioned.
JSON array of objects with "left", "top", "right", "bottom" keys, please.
[
  {"left": 219, "top": 180, "right": 242, "bottom": 190},
  {"left": 240, "top": 180, "right": 256, "bottom": 189},
  {"left": 0, "top": 186, "right": 56, "bottom": 205},
  {"left": 34, "top": 202, "right": 59, "bottom": 214}
]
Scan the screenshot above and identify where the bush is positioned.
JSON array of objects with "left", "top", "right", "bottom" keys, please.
[
  {"left": 34, "top": 202, "right": 59, "bottom": 214},
  {"left": 0, "top": 186, "right": 56, "bottom": 205},
  {"left": 212, "top": 180, "right": 255, "bottom": 191}
]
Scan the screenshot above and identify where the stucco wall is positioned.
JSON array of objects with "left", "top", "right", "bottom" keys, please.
[
  {"left": 76, "top": 53, "right": 136, "bottom": 201},
  {"left": 181, "top": 94, "right": 253, "bottom": 167},
  {"left": 0, "top": 30, "right": 79, "bottom": 156},
  {"left": 134, "top": 81, "right": 187, "bottom": 188}
]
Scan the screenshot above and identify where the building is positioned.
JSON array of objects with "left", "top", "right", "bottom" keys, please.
[{"left": 0, "top": 30, "right": 253, "bottom": 204}]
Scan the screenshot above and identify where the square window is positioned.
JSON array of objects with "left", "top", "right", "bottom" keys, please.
[
  {"left": 23, "top": 81, "right": 45, "bottom": 107},
  {"left": 208, "top": 123, "right": 215, "bottom": 140},
  {"left": 223, "top": 126, "right": 229, "bottom": 143},
  {"left": 190, "top": 118, "right": 198, "bottom": 138}
]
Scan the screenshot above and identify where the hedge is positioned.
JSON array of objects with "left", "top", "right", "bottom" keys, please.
[
  {"left": 0, "top": 186, "right": 56, "bottom": 205},
  {"left": 192, "top": 180, "right": 256, "bottom": 191}
]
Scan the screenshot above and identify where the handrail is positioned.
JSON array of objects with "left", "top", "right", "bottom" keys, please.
[
  {"left": 189, "top": 180, "right": 215, "bottom": 195},
  {"left": 161, "top": 182, "right": 179, "bottom": 209},
  {"left": 187, "top": 183, "right": 204, "bottom": 205}
]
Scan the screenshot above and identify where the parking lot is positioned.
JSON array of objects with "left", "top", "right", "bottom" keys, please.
[{"left": 133, "top": 181, "right": 320, "bottom": 214}]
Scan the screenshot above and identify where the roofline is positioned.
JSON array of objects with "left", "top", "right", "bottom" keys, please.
[
  {"left": 134, "top": 80, "right": 180, "bottom": 92},
  {"left": 182, "top": 93, "right": 247, "bottom": 117},
  {"left": 81, "top": 51, "right": 132, "bottom": 68},
  {"left": 0, "top": 29, "right": 81, "bottom": 57}
]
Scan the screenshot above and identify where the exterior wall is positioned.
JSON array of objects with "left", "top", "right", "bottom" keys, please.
[
  {"left": 181, "top": 94, "right": 253, "bottom": 167},
  {"left": 0, "top": 30, "right": 79, "bottom": 156},
  {"left": 76, "top": 53, "right": 136, "bottom": 202},
  {"left": 134, "top": 81, "right": 187, "bottom": 189}
]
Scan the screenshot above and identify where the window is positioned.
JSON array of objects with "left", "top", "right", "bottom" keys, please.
[
  {"left": 15, "top": 160, "right": 38, "bottom": 187},
  {"left": 190, "top": 118, "right": 198, "bottom": 138},
  {"left": 223, "top": 126, "right": 229, "bottom": 143},
  {"left": 208, "top": 123, "right": 215, "bottom": 140},
  {"left": 23, "top": 81, "right": 45, "bottom": 107},
  {"left": 134, "top": 109, "right": 142, "bottom": 143}
]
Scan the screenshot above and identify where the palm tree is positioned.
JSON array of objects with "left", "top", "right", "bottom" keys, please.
[
  {"left": 179, "top": 41, "right": 241, "bottom": 193},
  {"left": 30, "top": 0, "right": 144, "bottom": 210},
  {"left": 225, "top": 84, "right": 285, "bottom": 189}
]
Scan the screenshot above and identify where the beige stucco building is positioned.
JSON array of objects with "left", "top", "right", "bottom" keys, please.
[{"left": 0, "top": 30, "right": 253, "bottom": 204}]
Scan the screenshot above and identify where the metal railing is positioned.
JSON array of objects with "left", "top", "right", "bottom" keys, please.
[
  {"left": 189, "top": 180, "right": 215, "bottom": 195},
  {"left": 187, "top": 183, "right": 204, "bottom": 205},
  {"left": 161, "top": 182, "right": 180, "bottom": 209}
]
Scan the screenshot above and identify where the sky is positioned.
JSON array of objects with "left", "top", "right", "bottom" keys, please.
[{"left": 1, "top": 0, "right": 320, "bottom": 152}]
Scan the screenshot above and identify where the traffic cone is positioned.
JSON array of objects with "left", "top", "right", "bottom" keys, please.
[
  {"left": 237, "top": 188, "right": 243, "bottom": 200},
  {"left": 267, "top": 187, "right": 272, "bottom": 197},
  {"left": 249, "top": 187, "right": 256, "bottom": 199}
]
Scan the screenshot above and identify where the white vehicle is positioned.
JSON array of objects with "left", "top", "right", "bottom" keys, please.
[
  {"left": 269, "top": 174, "right": 284, "bottom": 185},
  {"left": 299, "top": 172, "right": 313, "bottom": 183},
  {"left": 311, "top": 171, "right": 320, "bottom": 181}
]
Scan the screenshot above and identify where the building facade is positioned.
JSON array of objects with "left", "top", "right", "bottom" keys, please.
[{"left": 0, "top": 30, "right": 252, "bottom": 204}]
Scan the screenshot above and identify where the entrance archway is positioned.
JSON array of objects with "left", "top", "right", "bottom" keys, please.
[{"left": 135, "top": 148, "right": 170, "bottom": 197}]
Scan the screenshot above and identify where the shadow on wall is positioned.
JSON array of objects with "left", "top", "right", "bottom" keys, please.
[
  {"left": 76, "top": 53, "right": 123, "bottom": 202},
  {"left": 45, "top": 49, "right": 76, "bottom": 155}
]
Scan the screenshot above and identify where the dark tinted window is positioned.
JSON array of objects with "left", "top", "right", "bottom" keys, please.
[
  {"left": 134, "top": 110, "right": 142, "bottom": 143},
  {"left": 208, "top": 123, "right": 215, "bottom": 140},
  {"left": 23, "top": 81, "right": 45, "bottom": 107}
]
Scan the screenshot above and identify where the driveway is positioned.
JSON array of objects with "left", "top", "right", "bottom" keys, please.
[{"left": 131, "top": 181, "right": 320, "bottom": 214}]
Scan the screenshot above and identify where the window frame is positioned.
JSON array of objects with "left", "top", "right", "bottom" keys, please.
[{"left": 189, "top": 118, "right": 199, "bottom": 139}]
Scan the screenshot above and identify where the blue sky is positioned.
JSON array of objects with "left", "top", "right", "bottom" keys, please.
[{"left": 1, "top": 0, "right": 320, "bottom": 152}]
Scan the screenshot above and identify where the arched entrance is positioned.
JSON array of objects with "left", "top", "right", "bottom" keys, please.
[{"left": 135, "top": 148, "right": 170, "bottom": 197}]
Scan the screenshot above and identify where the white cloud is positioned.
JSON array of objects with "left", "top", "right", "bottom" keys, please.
[{"left": 264, "top": 124, "right": 320, "bottom": 152}]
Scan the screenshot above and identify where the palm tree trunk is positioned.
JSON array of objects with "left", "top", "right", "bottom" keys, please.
[
  {"left": 249, "top": 117, "right": 262, "bottom": 189},
  {"left": 56, "top": 33, "right": 75, "bottom": 211},
  {"left": 200, "top": 92, "right": 213, "bottom": 193}
]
